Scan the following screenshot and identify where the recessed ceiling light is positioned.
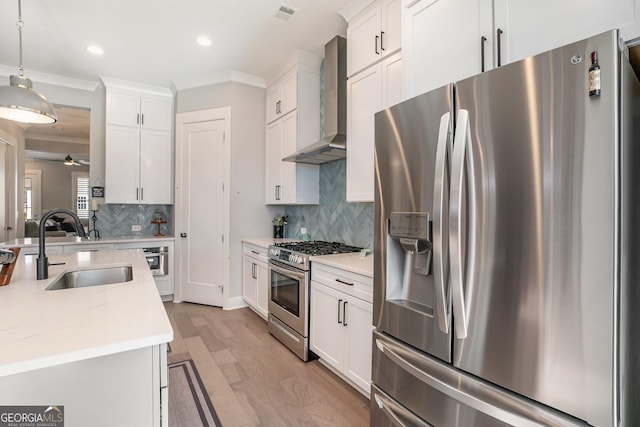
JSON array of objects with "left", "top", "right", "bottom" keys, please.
[
  {"left": 86, "top": 45, "right": 104, "bottom": 55},
  {"left": 196, "top": 36, "right": 212, "bottom": 47}
]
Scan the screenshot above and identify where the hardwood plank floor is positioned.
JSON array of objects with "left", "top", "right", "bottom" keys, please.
[{"left": 164, "top": 302, "right": 371, "bottom": 427}]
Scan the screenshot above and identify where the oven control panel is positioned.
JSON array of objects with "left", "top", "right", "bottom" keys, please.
[{"left": 269, "top": 247, "right": 304, "bottom": 265}]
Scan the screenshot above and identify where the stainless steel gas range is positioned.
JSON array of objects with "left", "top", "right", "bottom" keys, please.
[{"left": 267, "top": 241, "right": 362, "bottom": 361}]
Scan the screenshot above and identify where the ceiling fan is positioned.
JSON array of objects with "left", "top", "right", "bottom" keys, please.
[{"left": 28, "top": 153, "right": 90, "bottom": 166}]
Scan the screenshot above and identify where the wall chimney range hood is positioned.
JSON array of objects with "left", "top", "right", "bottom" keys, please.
[{"left": 283, "top": 36, "right": 347, "bottom": 165}]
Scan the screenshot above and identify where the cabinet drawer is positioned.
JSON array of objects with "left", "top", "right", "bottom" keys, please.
[
  {"left": 63, "top": 243, "right": 115, "bottom": 253},
  {"left": 311, "top": 262, "right": 373, "bottom": 303},
  {"left": 243, "top": 243, "right": 268, "bottom": 261}
]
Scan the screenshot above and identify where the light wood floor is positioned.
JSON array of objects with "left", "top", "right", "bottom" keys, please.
[{"left": 164, "top": 301, "right": 371, "bottom": 426}]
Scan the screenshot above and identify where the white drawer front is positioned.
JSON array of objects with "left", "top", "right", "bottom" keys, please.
[
  {"left": 243, "top": 243, "right": 268, "bottom": 261},
  {"left": 311, "top": 262, "right": 373, "bottom": 303}
]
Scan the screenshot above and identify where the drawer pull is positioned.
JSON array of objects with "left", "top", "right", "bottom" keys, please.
[
  {"left": 251, "top": 250, "right": 260, "bottom": 255},
  {"left": 335, "top": 278, "right": 354, "bottom": 286}
]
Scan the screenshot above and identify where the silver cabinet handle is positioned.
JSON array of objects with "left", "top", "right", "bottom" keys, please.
[
  {"left": 450, "top": 110, "right": 478, "bottom": 339},
  {"left": 137, "top": 113, "right": 140, "bottom": 124},
  {"left": 433, "top": 112, "right": 452, "bottom": 334},
  {"left": 136, "top": 188, "right": 139, "bottom": 200},
  {"left": 141, "top": 113, "right": 144, "bottom": 126},
  {"left": 140, "top": 187, "right": 144, "bottom": 201},
  {"left": 335, "top": 278, "right": 354, "bottom": 286}
]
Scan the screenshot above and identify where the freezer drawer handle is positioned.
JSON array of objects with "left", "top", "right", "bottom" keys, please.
[
  {"left": 374, "top": 391, "right": 433, "bottom": 427},
  {"left": 432, "top": 112, "right": 452, "bottom": 334},
  {"left": 376, "top": 337, "right": 545, "bottom": 427},
  {"left": 450, "top": 109, "right": 478, "bottom": 339}
]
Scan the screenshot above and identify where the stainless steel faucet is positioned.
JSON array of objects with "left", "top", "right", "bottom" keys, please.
[{"left": 37, "top": 209, "right": 87, "bottom": 280}]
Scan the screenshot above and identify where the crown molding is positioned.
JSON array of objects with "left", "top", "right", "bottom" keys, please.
[
  {"left": 100, "top": 76, "right": 174, "bottom": 97},
  {"left": 171, "top": 70, "right": 266, "bottom": 91},
  {"left": 0, "top": 65, "right": 100, "bottom": 92}
]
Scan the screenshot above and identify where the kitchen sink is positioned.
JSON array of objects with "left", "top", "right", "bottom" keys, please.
[{"left": 45, "top": 266, "right": 133, "bottom": 290}]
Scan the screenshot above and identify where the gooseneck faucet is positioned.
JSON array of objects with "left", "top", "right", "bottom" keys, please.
[{"left": 37, "top": 209, "right": 87, "bottom": 280}]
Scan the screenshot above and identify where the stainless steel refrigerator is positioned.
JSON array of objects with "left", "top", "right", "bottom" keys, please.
[{"left": 372, "top": 29, "right": 640, "bottom": 427}]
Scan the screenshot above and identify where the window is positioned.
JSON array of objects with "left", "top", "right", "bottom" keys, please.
[
  {"left": 72, "top": 172, "right": 90, "bottom": 220},
  {"left": 24, "top": 177, "right": 33, "bottom": 220}
]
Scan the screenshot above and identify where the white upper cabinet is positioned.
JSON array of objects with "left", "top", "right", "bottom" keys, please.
[
  {"left": 403, "top": 0, "right": 635, "bottom": 98},
  {"left": 348, "top": 0, "right": 402, "bottom": 76},
  {"left": 266, "top": 71, "right": 298, "bottom": 124},
  {"left": 403, "top": 0, "right": 492, "bottom": 97},
  {"left": 106, "top": 90, "right": 172, "bottom": 131},
  {"left": 493, "top": 0, "right": 634, "bottom": 67},
  {"left": 264, "top": 60, "right": 321, "bottom": 205},
  {"left": 104, "top": 81, "right": 174, "bottom": 205}
]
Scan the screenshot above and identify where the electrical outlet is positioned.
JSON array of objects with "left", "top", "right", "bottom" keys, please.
[{"left": 131, "top": 225, "right": 142, "bottom": 232}]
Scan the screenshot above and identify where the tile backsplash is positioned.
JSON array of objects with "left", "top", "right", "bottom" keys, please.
[
  {"left": 284, "top": 159, "right": 374, "bottom": 249},
  {"left": 93, "top": 204, "right": 173, "bottom": 237}
]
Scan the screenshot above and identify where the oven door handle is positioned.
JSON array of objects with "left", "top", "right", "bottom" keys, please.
[{"left": 268, "top": 260, "right": 306, "bottom": 282}]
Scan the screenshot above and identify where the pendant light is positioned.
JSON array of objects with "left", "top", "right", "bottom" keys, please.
[{"left": 0, "top": 0, "right": 57, "bottom": 124}]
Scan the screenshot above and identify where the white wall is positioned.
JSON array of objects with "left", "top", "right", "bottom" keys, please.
[
  {"left": 25, "top": 159, "right": 89, "bottom": 213},
  {"left": 177, "top": 82, "right": 276, "bottom": 303}
]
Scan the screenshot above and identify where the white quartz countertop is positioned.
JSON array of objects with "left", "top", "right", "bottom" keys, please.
[
  {"left": 310, "top": 252, "right": 374, "bottom": 277},
  {"left": 241, "top": 237, "right": 299, "bottom": 249},
  {"left": 0, "top": 235, "right": 175, "bottom": 248},
  {"left": 0, "top": 250, "right": 174, "bottom": 378}
]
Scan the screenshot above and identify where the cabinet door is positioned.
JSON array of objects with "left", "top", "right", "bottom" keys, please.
[
  {"left": 381, "top": 51, "right": 403, "bottom": 108},
  {"left": 381, "top": 0, "right": 401, "bottom": 54},
  {"left": 140, "top": 97, "right": 172, "bottom": 131},
  {"left": 310, "top": 282, "right": 345, "bottom": 369},
  {"left": 256, "top": 261, "right": 269, "bottom": 319},
  {"left": 242, "top": 256, "right": 258, "bottom": 307},
  {"left": 493, "top": 0, "right": 634, "bottom": 66},
  {"left": 106, "top": 92, "right": 140, "bottom": 127},
  {"left": 344, "top": 297, "right": 373, "bottom": 394},
  {"left": 279, "top": 71, "right": 298, "bottom": 118},
  {"left": 105, "top": 126, "right": 140, "bottom": 204},
  {"left": 403, "top": 0, "right": 491, "bottom": 98},
  {"left": 347, "top": 65, "right": 381, "bottom": 202},
  {"left": 348, "top": 3, "right": 382, "bottom": 76},
  {"left": 265, "top": 120, "right": 283, "bottom": 204},
  {"left": 266, "top": 85, "right": 281, "bottom": 124},
  {"left": 139, "top": 130, "right": 173, "bottom": 204},
  {"left": 279, "top": 111, "right": 298, "bottom": 204}
]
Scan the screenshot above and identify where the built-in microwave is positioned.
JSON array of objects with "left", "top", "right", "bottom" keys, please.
[{"left": 143, "top": 246, "right": 169, "bottom": 276}]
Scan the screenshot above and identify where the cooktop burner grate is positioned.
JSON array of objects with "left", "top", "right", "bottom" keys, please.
[{"left": 273, "top": 241, "right": 362, "bottom": 256}]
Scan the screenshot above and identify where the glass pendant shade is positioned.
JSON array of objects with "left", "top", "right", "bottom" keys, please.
[{"left": 0, "top": 75, "right": 57, "bottom": 124}]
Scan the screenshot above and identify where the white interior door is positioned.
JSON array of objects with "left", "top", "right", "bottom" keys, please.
[{"left": 176, "top": 111, "right": 228, "bottom": 307}]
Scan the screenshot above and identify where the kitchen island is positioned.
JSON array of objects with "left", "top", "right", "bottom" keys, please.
[{"left": 0, "top": 249, "right": 173, "bottom": 427}]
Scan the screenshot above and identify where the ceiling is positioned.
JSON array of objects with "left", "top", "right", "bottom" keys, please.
[{"left": 0, "top": 0, "right": 350, "bottom": 89}]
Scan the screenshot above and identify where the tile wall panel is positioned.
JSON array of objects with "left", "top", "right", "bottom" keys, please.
[{"left": 92, "top": 204, "right": 173, "bottom": 237}]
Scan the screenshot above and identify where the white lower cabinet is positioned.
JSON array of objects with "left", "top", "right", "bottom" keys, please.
[
  {"left": 0, "top": 343, "right": 168, "bottom": 427},
  {"left": 242, "top": 243, "right": 269, "bottom": 319},
  {"left": 310, "top": 263, "right": 373, "bottom": 396}
]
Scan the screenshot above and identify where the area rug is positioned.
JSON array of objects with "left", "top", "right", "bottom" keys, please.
[{"left": 169, "top": 359, "right": 222, "bottom": 426}]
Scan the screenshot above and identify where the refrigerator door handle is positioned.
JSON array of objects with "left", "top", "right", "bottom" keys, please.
[
  {"left": 433, "top": 112, "right": 452, "bottom": 334},
  {"left": 376, "top": 336, "right": 547, "bottom": 427},
  {"left": 450, "top": 109, "right": 477, "bottom": 339},
  {"left": 373, "top": 389, "right": 433, "bottom": 427}
]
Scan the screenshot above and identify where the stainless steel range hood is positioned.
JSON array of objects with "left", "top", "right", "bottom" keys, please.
[{"left": 283, "top": 36, "right": 347, "bottom": 165}]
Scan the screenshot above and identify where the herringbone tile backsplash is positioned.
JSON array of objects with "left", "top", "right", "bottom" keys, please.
[
  {"left": 92, "top": 204, "right": 173, "bottom": 237},
  {"left": 284, "top": 159, "right": 374, "bottom": 249}
]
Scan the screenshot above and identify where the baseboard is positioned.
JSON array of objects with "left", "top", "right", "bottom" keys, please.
[{"left": 224, "top": 296, "right": 248, "bottom": 311}]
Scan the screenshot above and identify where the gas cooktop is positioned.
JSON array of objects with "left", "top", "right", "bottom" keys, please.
[
  {"left": 269, "top": 241, "right": 363, "bottom": 270},
  {"left": 273, "top": 241, "right": 363, "bottom": 255}
]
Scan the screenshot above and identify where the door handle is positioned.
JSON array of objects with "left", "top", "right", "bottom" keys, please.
[
  {"left": 450, "top": 109, "right": 478, "bottom": 339},
  {"left": 338, "top": 299, "right": 343, "bottom": 324},
  {"left": 433, "top": 113, "right": 452, "bottom": 334},
  {"left": 136, "top": 188, "right": 139, "bottom": 200},
  {"left": 137, "top": 113, "right": 140, "bottom": 125},
  {"left": 375, "top": 35, "right": 380, "bottom": 55},
  {"left": 480, "top": 36, "right": 487, "bottom": 72},
  {"left": 252, "top": 263, "right": 257, "bottom": 279},
  {"left": 180, "top": 233, "right": 187, "bottom": 238},
  {"left": 497, "top": 28, "right": 504, "bottom": 67},
  {"left": 141, "top": 113, "right": 144, "bottom": 126},
  {"left": 140, "top": 187, "right": 144, "bottom": 201},
  {"left": 380, "top": 31, "right": 386, "bottom": 51}
]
